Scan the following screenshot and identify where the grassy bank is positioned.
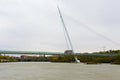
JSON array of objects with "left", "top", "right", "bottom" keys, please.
[
  {"left": 77, "top": 55, "right": 120, "bottom": 64},
  {"left": 0, "top": 56, "right": 17, "bottom": 62},
  {"left": 49, "top": 54, "right": 120, "bottom": 64},
  {"left": 0, "top": 55, "right": 120, "bottom": 64},
  {"left": 0, "top": 50, "right": 120, "bottom": 64}
]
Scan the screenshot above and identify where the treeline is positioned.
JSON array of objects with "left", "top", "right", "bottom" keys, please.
[
  {"left": 0, "top": 56, "right": 17, "bottom": 62},
  {"left": 94, "top": 50, "right": 120, "bottom": 54},
  {"left": 20, "top": 56, "right": 49, "bottom": 62},
  {"left": 49, "top": 50, "right": 120, "bottom": 64},
  {"left": 48, "top": 54, "right": 120, "bottom": 64},
  {"left": 0, "top": 50, "right": 120, "bottom": 64},
  {"left": 78, "top": 49, "right": 120, "bottom": 64},
  {"left": 77, "top": 54, "right": 120, "bottom": 64},
  {"left": 48, "top": 55, "right": 75, "bottom": 63}
]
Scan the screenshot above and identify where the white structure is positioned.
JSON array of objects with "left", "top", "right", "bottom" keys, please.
[{"left": 57, "top": 5, "right": 80, "bottom": 63}]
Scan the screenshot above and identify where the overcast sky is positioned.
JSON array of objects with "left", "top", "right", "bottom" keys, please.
[{"left": 0, "top": 0, "right": 120, "bottom": 52}]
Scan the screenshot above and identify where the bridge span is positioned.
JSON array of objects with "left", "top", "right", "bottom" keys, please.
[
  {"left": 0, "top": 50, "right": 117, "bottom": 57},
  {"left": 0, "top": 50, "right": 64, "bottom": 56}
]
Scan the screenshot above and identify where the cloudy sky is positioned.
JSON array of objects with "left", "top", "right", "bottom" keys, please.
[{"left": 0, "top": 0, "right": 120, "bottom": 52}]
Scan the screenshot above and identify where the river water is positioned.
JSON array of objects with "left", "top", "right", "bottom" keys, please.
[{"left": 0, "top": 62, "right": 119, "bottom": 80}]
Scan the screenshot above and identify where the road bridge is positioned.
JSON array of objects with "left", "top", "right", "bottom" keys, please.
[
  {"left": 0, "top": 50, "right": 118, "bottom": 58},
  {"left": 0, "top": 50, "right": 64, "bottom": 56}
]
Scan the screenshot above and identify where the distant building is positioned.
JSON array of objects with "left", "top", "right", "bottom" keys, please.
[
  {"left": 21, "top": 55, "right": 38, "bottom": 60},
  {"left": 20, "top": 55, "right": 48, "bottom": 61},
  {"left": 64, "top": 50, "right": 73, "bottom": 54}
]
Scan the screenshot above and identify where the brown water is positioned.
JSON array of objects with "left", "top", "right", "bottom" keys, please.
[{"left": 0, "top": 62, "right": 120, "bottom": 80}]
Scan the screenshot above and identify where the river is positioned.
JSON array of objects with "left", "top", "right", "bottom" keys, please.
[{"left": 0, "top": 62, "right": 119, "bottom": 80}]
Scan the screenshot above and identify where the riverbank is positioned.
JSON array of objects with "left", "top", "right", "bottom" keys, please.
[
  {"left": 0, "top": 54, "right": 120, "bottom": 64},
  {"left": 1, "top": 50, "right": 120, "bottom": 64},
  {"left": 49, "top": 54, "right": 120, "bottom": 64},
  {"left": 0, "top": 56, "right": 17, "bottom": 62}
]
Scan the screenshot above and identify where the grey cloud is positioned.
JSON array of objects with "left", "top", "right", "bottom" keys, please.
[{"left": 0, "top": 0, "right": 120, "bottom": 52}]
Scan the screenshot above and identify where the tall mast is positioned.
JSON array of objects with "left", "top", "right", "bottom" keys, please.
[{"left": 57, "top": 5, "right": 80, "bottom": 63}]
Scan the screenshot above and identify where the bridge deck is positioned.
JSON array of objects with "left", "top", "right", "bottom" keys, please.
[{"left": 0, "top": 51, "right": 64, "bottom": 55}]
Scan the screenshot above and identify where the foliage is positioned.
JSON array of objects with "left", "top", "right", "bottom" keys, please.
[
  {"left": 94, "top": 50, "right": 120, "bottom": 54},
  {"left": 0, "top": 56, "right": 17, "bottom": 62},
  {"left": 49, "top": 55, "right": 75, "bottom": 63},
  {"left": 0, "top": 49, "right": 120, "bottom": 64}
]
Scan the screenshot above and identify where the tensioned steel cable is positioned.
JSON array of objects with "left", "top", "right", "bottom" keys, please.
[
  {"left": 64, "top": 14, "right": 120, "bottom": 46},
  {"left": 57, "top": 5, "right": 79, "bottom": 63}
]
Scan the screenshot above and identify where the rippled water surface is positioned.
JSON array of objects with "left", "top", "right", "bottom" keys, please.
[{"left": 0, "top": 62, "right": 120, "bottom": 80}]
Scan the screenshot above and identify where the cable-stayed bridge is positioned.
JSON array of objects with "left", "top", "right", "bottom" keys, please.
[
  {"left": 0, "top": 50, "right": 64, "bottom": 56},
  {"left": 0, "top": 50, "right": 118, "bottom": 57}
]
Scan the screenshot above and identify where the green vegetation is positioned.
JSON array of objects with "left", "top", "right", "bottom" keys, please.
[
  {"left": 20, "top": 56, "right": 49, "bottom": 62},
  {"left": 48, "top": 55, "right": 75, "bottom": 63},
  {"left": 48, "top": 54, "right": 120, "bottom": 64},
  {"left": 94, "top": 50, "right": 120, "bottom": 54},
  {"left": 49, "top": 50, "right": 120, "bottom": 64},
  {"left": 0, "top": 50, "right": 120, "bottom": 64},
  {"left": 77, "top": 55, "right": 120, "bottom": 64},
  {"left": 0, "top": 56, "right": 17, "bottom": 62}
]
